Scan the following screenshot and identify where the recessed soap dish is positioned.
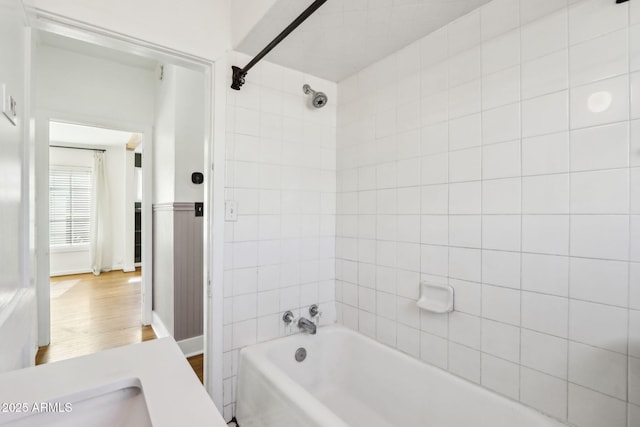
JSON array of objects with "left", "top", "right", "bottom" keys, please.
[{"left": 416, "top": 281, "right": 454, "bottom": 314}]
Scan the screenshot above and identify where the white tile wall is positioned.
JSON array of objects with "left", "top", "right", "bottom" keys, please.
[
  {"left": 521, "top": 329, "right": 568, "bottom": 379},
  {"left": 569, "top": 384, "right": 628, "bottom": 427},
  {"left": 522, "top": 50, "right": 569, "bottom": 99},
  {"left": 449, "top": 341, "right": 481, "bottom": 383},
  {"left": 522, "top": 132, "right": 570, "bottom": 175},
  {"left": 569, "top": 341, "right": 627, "bottom": 400},
  {"left": 481, "top": 353, "right": 520, "bottom": 399},
  {"left": 522, "top": 11, "right": 568, "bottom": 62},
  {"left": 335, "top": 0, "right": 638, "bottom": 425},
  {"left": 570, "top": 122, "right": 629, "bottom": 171},
  {"left": 482, "top": 318, "right": 520, "bottom": 362},
  {"left": 521, "top": 367, "right": 568, "bottom": 420},
  {"left": 223, "top": 53, "right": 337, "bottom": 417}
]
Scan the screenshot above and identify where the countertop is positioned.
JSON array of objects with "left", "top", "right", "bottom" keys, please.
[{"left": 0, "top": 338, "right": 227, "bottom": 426}]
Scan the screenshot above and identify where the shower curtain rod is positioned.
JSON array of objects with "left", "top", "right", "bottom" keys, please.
[
  {"left": 50, "top": 145, "right": 106, "bottom": 153},
  {"left": 230, "top": 0, "right": 327, "bottom": 90}
]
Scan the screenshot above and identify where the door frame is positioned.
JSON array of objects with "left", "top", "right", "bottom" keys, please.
[
  {"left": 37, "top": 113, "right": 153, "bottom": 339},
  {"left": 29, "top": 10, "right": 225, "bottom": 411}
]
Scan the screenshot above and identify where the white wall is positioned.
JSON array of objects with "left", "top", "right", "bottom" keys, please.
[
  {"left": 0, "top": 0, "right": 27, "bottom": 302},
  {"left": 152, "top": 207, "right": 175, "bottom": 335},
  {"left": 32, "top": 0, "right": 231, "bottom": 61},
  {"left": 336, "top": 1, "right": 640, "bottom": 426},
  {"left": 36, "top": 45, "right": 156, "bottom": 125},
  {"left": 221, "top": 52, "right": 337, "bottom": 420},
  {"left": 153, "top": 64, "right": 206, "bottom": 204},
  {"left": 104, "top": 145, "right": 127, "bottom": 271},
  {"left": 230, "top": 0, "right": 278, "bottom": 47},
  {"left": 174, "top": 66, "right": 206, "bottom": 203},
  {"left": 151, "top": 63, "right": 175, "bottom": 331},
  {"left": 153, "top": 64, "right": 176, "bottom": 205},
  {"left": 0, "top": 0, "right": 36, "bottom": 373}
]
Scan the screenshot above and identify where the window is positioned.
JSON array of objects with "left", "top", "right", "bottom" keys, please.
[{"left": 49, "top": 167, "right": 92, "bottom": 247}]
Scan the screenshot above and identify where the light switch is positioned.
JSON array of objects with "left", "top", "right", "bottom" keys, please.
[
  {"left": 2, "top": 84, "right": 16, "bottom": 126},
  {"left": 195, "top": 202, "right": 204, "bottom": 217},
  {"left": 225, "top": 200, "right": 238, "bottom": 221}
]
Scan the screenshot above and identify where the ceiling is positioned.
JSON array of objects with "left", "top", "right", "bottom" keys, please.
[
  {"left": 38, "top": 31, "right": 158, "bottom": 71},
  {"left": 49, "top": 121, "right": 140, "bottom": 149},
  {"left": 235, "top": 0, "right": 492, "bottom": 82}
]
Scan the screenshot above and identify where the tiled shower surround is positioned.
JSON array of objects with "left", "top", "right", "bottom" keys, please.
[
  {"left": 222, "top": 52, "right": 337, "bottom": 419},
  {"left": 222, "top": 0, "right": 640, "bottom": 425},
  {"left": 335, "top": 0, "right": 639, "bottom": 426}
]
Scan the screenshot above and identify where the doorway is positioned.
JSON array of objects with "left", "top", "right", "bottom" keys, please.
[
  {"left": 32, "top": 24, "right": 216, "bottom": 396},
  {"left": 48, "top": 121, "right": 143, "bottom": 278},
  {"left": 38, "top": 121, "right": 151, "bottom": 363}
]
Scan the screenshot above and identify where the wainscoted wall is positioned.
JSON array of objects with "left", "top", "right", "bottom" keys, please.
[
  {"left": 221, "top": 52, "right": 337, "bottom": 420},
  {"left": 336, "top": 1, "right": 639, "bottom": 426},
  {"left": 173, "top": 204, "right": 204, "bottom": 341},
  {"left": 152, "top": 203, "right": 203, "bottom": 342}
]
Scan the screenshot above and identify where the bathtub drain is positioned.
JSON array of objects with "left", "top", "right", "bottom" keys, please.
[{"left": 295, "top": 347, "right": 307, "bottom": 362}]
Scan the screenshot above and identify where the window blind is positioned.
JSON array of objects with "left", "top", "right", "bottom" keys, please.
[{"left": 49, "top": 167, "right": 92, "bottom": 247}]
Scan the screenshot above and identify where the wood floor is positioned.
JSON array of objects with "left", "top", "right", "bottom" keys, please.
[
  {"left": 188, "top": 353, "right": 204, "bottom": 384},
  {"left": 37, "top": 269, "right": 203, "bottom": 383}
]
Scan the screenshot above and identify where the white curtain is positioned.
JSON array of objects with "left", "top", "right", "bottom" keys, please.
[{"left": 90, "top": 152, "right": 111, "bottom": 275}]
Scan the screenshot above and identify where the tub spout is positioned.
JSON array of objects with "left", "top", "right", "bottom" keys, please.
[{"left": 297, "top": 317, "right": 317, "bottom": 335}]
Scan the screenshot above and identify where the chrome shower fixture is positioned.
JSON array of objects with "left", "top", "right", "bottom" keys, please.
[{"left": 303, "top": 84, "right": 328, "bottom": 108}]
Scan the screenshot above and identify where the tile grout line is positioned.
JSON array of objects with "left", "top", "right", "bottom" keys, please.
[
  {"left": 444, "top": 19, "right": 452, "bottom": 373},
  {"left": 518, "top": 0, "right": 524, "bottom": 405},
  {"left": 418, "top": 37, "right": 425, "bottom": 365},
  {"left": 565, "top": 2, "right": 572, "bottom": 422},
  {"left": 477, "top": 8, "right": 484, "bottom": 387},
  {"left": 626, "top": 0, "right": 633, "bottom": 421}
]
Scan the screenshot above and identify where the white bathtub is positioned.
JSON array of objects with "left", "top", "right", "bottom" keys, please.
[{"left": 236, "top": 325, "right": 567, "bottom": 427}]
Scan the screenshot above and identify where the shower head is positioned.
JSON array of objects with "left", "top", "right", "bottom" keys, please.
[{"left": 303, "top": 84, "right": 328, "bottom": 108}]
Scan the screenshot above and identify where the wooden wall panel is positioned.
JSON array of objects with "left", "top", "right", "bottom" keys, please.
[
  {"left": 152, "top": 203, "right": 203, "bottom": 342},
  {"left": 172, "top": 203, "right": 204, "bottom": 341}
]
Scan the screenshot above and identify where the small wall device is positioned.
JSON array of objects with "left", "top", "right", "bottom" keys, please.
[{"left": 191, "top": 172, "right": 204, "bottom": 184}]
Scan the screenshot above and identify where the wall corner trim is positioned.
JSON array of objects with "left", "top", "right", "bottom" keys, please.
[
  {"left": 152, "top": 312, "right": 203, "bottom": 357},
  {"left": 151, "top": 311, "right": 171, "bottom": 338},
  {"left": 178, "top": 335, "right": 204, "bottom": 357}
]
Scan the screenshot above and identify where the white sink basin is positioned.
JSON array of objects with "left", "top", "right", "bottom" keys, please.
[{"left": 0, "top": 378, "right": 152, "bottom": 427}]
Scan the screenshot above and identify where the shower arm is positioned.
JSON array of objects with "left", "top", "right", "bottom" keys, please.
[{"left": 230, "top": 0, "right": 327, "bottom": 90}]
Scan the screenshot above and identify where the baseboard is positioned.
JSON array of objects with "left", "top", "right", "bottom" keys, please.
[
  {"left": 50, "top": 265, "right": 131, "bottom": 277},
  {"left": 152, "top": 313, "right": 203, "bottom": 357},
  {"left": 178, "top": 335, "right": 204, "bottom": 358},
  {"left": 50, "top": 268, "right": 92, "bottom": 277},
  {"left": 151, "top": 312, "right": 171, "bottom": 338},
  {"left": 32, "top": 344, "right": 39, "bottom": 367}
]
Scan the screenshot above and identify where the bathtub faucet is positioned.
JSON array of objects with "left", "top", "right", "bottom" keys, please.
[{"left": 297, "top": 317, "right": 317, "bottom": 335}]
